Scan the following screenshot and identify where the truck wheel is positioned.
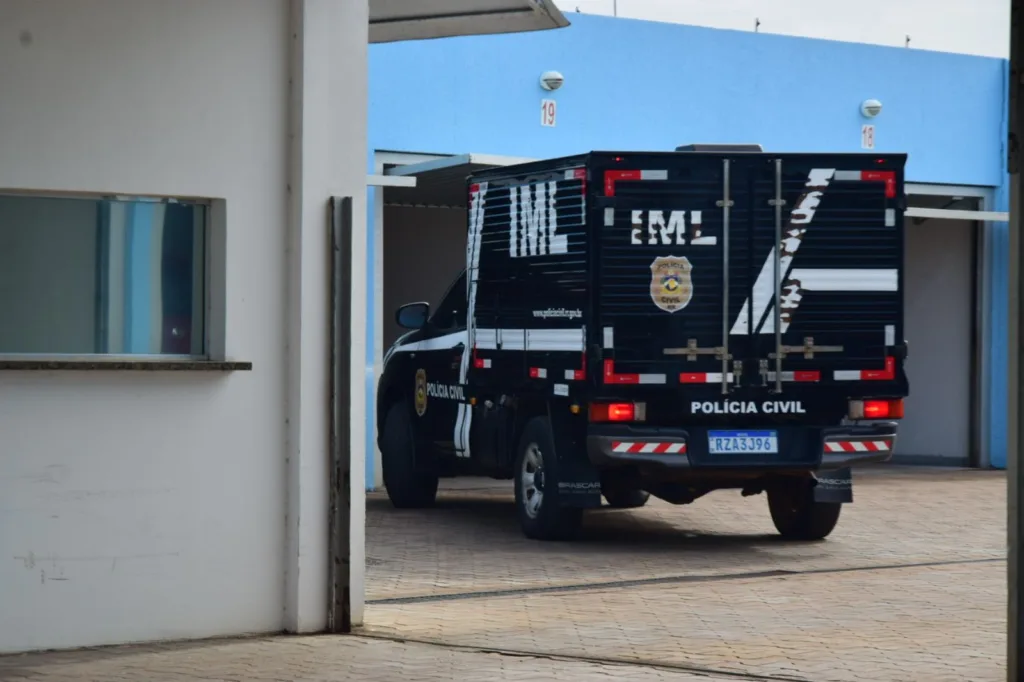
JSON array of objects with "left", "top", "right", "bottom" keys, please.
[
  {"left": 380, "top": 401, "right": 438, "bottom": 509},
  {"left": 514, "top": 416, "right": 583, "bottom": 541},
  {"left": 601, "top": 482, "right": 650, "bottom": 509},
  {"left": 767, "top": 480, "right": 842, "bottom": 541}
]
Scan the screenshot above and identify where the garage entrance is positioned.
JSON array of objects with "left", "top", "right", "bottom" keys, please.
[
  {"left": 901, "top": 191, "right": 985, "bottom": 466},
  {"left": 371, "top": 154, "right": 1001, "bottom": 474},
  {"left": 377, "top": 154, "right": 530, "bottom": 350}
]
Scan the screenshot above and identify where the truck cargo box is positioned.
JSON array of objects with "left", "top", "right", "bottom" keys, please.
[{"left": 465, "top": 150, "right": 908, "bottom": 420}]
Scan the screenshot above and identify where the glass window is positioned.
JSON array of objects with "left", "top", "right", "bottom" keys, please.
[
  {"left": 0, "top": 193, "right": 207, "bottom": 355},
  {"left": 429, "top": 271, "right": 467, "bottom": 330}
]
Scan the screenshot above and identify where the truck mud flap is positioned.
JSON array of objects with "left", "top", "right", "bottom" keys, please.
[
  {"left": 813, "top": 467, "right": 853, "bottom": 503},
  {"left": 548, "top": 405, "right": 602, "bottom": 509}
]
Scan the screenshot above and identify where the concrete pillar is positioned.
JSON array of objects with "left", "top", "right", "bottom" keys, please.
[{"left": 283, "top": 0, "right": 368, "bottom": 632}]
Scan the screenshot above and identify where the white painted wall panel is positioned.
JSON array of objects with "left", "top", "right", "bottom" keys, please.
[{"left": 0, "top": 0, "right": 292, "bottom": 653}]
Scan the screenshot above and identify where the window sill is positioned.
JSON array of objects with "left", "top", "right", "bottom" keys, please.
[{"left": 0, "top": 359, "right": 253, "bottom": 371}]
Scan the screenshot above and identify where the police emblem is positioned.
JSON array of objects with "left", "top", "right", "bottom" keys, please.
[
  {"left": 414, "top": 369, "right": 428, "bottom": 416},
  {"left": 649, "top": 256, "right": 693, "bottom": 313}
]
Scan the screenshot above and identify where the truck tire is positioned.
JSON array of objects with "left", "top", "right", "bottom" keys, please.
[
  {"left": 601, "top": 483, "right": 650, "bottom": 509},
  {"left": 514, "top": 416, "right": 583, "bottom": 541},
  {"left": 381, "top": 401, "right": 438, "bottom": 509},
  {"left": 767, "top": 480, "right": 842, "bottom": 541}
]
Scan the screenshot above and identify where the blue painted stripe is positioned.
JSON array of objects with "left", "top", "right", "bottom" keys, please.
[
  {"left": 988, "top": 183, "right": 1010, "bottom": 469},
  {"left": 123, "top": 202, "right": 153, "bottom": 354}
]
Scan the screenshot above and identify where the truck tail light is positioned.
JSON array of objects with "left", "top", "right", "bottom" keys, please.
[
  {"left": 848, "top": 399, "right": 904, "bottom": 420},
  {"left": 589, "top": 401, "right": 646, "bottom": 423}
]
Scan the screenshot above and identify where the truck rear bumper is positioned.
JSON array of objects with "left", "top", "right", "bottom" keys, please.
[
  {"left": 820, "top": 422, "right": 899, "bottom": 469},
  {"left": 586, "top": 427, "right": 692, "bottom": 469},
  {"left": 586, "top": 422, "right": 899, "bottom": 470}
]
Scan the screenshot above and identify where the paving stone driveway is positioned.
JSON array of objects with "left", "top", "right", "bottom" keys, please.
[
  {"left": 364, "top": 467, "right": 1007, "bottom": 681},
  {"left": 0, "top": 467, "right": 1007, "bottom": 681}
]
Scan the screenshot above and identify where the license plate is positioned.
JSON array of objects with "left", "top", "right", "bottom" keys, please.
[{"left": 707, "top": 430, "right": 778, "bottom": 454}]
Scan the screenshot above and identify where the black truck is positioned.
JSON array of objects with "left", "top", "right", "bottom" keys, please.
[{"left": 377, "top": 145, "right": 909, "bottom": 541}]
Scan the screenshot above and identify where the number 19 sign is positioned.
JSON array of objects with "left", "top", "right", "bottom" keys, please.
[{"left": 541, "top": 99, "right": 557, "bottom": 127}]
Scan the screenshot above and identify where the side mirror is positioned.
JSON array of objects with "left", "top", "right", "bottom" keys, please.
[{"left": 396, "top": 302, "right": 429, "bottom": 330}]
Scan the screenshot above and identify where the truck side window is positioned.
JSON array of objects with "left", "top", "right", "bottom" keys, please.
[{"left": 430, "top": 272, "right": 468, "bottom": 330}]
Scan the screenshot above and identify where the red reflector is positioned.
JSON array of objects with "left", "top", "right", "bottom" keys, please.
[
  {"left": 888, "top": 399, "right": 905, "bottom": 419},
  {"left": 861, "top": 170, "right": 896, "bottom": 198},
  {"left": 604, "top": 169, "right": 642, "bottom": 196}
]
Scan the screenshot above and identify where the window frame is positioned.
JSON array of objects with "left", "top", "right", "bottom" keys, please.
[{"left": 0, "top": 189, "right": 242, "bottom": 370}]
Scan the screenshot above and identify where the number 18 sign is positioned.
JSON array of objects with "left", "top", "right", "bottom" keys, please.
[
  {"left": 541, "top": 99, "right": 557, "bottom": 127},
  {"left": 861, "top": 124, "right": 875, "bottom": 150}
]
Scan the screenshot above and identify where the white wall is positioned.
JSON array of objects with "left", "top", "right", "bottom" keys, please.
[
  {"left": 559, "top": 0, "right": 1010, "bottom": 58},
  {"left": 0, "top": 0, "right": 368, "bottom": 653}
]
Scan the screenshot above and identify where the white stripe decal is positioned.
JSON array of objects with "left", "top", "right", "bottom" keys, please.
[
  {"left": 851, "top": 442, "right": 868, "bottom": 452},
  {"left": 787, "top": 268, "right": 898, "bottom": 292},
  {"left": 613, "top": 442, "right": 632, "bottom": 453},
  {"left": 833, "top": 170, "right": 862, "bottom": 181},
  {"left": 604, "top": 207, "right": 615, "bottom": 226},
  {"left": 665, "top": 443, "right": 685, "bottom": 453},
  {"left": 825, "top": 442, "right": 843, "bottom": 452},
  {"left": 479, "top": 328, "right": 584, "bottom": 352},
  {"left": 392, "top": 327, "right": 586, "bottom": 355},
  {"left": 833, "top": 370, "right": 861, "bottom": 381},
  {"left": 391, "top": 331, "right": 468, "bottom": 353},
  {"left": 641, "top": 170, "right": 668, "bottom": 180},
  {"left": 603, "top": 327, "right": 614, "bottom": 349},
  {"left": 639, "top": 443, "right": 659, "bottom": 453},
  {"left": 872, "top": 440, "right": 890, "bottom": 450},
  {"left": 731, "top": 168, "right": 834, "bottom": 336},
  {"left": 638, "top": 374, "right": 667, "bottom": 384},
  {"left": 455, "top": 182, "right": 488, "bottom": 458}
]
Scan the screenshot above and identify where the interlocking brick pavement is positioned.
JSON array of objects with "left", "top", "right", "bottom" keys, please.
[
  {"left": 366, "top": 560, "right": 1005, "bottom": 682},
  {"left": 0, "top": 635, "right": 733, "bottom": 681},
  {"left": 366, "top": 467, "right": 1004, "bottom": 601},
  {"left": 361, "top": 468, "right": 1007, "bottom": 682}
]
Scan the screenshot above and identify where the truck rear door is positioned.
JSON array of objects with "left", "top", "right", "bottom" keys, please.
[{"left": 592, "top": 151, "right": 906, "bottom": 400}]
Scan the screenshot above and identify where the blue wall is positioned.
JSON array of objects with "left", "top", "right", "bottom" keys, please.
[
  {"left": 366, "top": 14, "right": 1010, "bottom": 484},
  {"left": 371, "top": 14, "right": 1006, "bottom": 185}
]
